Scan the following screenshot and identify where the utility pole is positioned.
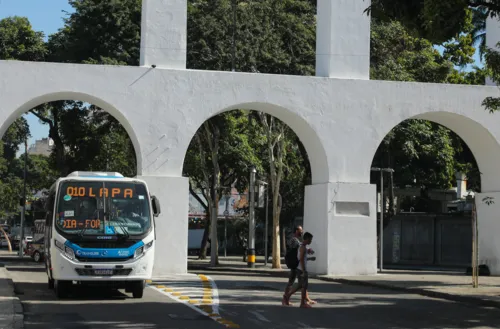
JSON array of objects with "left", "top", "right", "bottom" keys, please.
[
  {"left": 248, "top": 166, "right": 256, "bottom": 268},
  {"left": 371, "top": 167, "right": 394, "bottom": 272},
  {"left": 224, "top": 193, "right": 230, "bottom": 258},
  {"left": 19, "top": 134, "right": 27, "bottom": 258},
  {"left": 256, "top": 180, "right": 269, "bottom": 266}
]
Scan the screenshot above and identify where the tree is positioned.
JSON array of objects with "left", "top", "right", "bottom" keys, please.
[
  {"left": 366, "top": 1, "right": 500, "bottom": 111},
  {"left": 47, "top": 0, "right": 141, "bottom": 65},
  {"left": 370, "top": 19, "right": 482, "bottom": 218},
  {"left": 186, "top": 0, "right": 315, "bottom": 265},
  {"left": 0, "top": 16, "right": 47, "bottom": 61},
  {"left": 183, "top": 111, "right": 261, "bottom": 263},
  {"left": 28, "top": 0, "right": 142, "bottom": 177}
]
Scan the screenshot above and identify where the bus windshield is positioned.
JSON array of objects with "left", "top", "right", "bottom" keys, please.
[{"left": 55, "top": 180, "right": 151, "bottom": 236}]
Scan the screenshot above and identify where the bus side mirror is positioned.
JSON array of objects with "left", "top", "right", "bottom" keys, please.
[{"left": 151, "top": 195, "right": 161, "bottom": 217}]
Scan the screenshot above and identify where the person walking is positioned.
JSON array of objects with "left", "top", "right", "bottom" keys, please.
[
  {"left": 282, "top": 228, "right": 316, "bottom": 306},
  {"left": 282, "top": 226, "right": 302, "bottom": 305},
  {"left": 283, "top": 232, "right": 314, "bottom": 308}
]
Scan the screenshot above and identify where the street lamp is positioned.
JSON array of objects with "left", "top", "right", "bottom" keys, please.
[
  {"left": 256, "top": 179, "right": 269, "bottom": 265},
  {"left": 371, "top": 167, "right": 394, "bottom": 272},
  {"left": 15, "top": 121, "right": 28, "bottom": 258},
  {"left": 248, "top": 166, "right": 256, "bottom": 268}
]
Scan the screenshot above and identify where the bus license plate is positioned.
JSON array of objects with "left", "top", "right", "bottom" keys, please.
[{"left": 94, "top": 269, "right": 113, "bottom": 276}]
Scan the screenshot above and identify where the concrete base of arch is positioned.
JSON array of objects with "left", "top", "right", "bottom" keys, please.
[
  {"left": 137, "top": 175, "right": 189, "bottom": 277},
  {"left": 476, "top": 192, "right": 500, "bottom": 275},
  {"left": 303, "top": 182, "right": 377, "bottom": 276}
]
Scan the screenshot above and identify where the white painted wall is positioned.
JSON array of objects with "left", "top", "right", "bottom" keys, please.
[
  {"left": 476, "top": 192, "right": 500, "bottom": 275},
  {"left": 2, "top": 61, "right": 500, "bottom": 275},
  {"left": 305, "top": 182, "right": 377, "bottom": 276},
  {"left": 316, "top": 0, "right": 371, "bottom": 79},
  {"left": 2, "top": 0, "right": 500, "bottom": 275},
  {"left": 138, "top": 176, "right": 189, "bottom": 277},
  {"left": 486, "top": 15, "right": 500, "bottom": 86},
  {"left": 140, "top": 0, "right": 187, "bottom": 69}
]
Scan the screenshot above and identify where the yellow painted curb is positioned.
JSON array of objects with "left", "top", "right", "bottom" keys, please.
[
  {"left": 145, "top": 280, "right": 152, "bottom": 283},
  {"left": 179, "top": 296, "right": 189, "bottom": 300},
  {"left": 208, "top": 313, "right": 219, "bottom": 317},
  {"left": 225, "top": 324, "right": 240, "bottom": 328},
  {"left": 200, "top": 305, "right": 212, "bottom": 312},
  {"left": 188, "top": 300, "right": 199, "bottom": 304},
  {"left": 163, "top": 288, "right": 173, "bottom": 292},
  {"left": 156, "top": 285, "right": 166, "bottom": 289},
  {"left": 172, "top": 292, "right": 181, "bottom": 296},
  {"left": 201, "top": 299, "right": 212, "bottom": 304}
]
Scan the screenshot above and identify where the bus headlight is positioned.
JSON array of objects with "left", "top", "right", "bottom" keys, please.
[
  {"left": 64, "top": 246, "right": 75, "bottom": 260},
  {"left": 134, "top": 246, "right": 144, "bottom": 258}
]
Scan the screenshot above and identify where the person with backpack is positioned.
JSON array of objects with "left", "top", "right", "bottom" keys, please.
[
  {"left": 282, "top": 227, "right": 316, "bottom": 306},
  {"left": 283, "top": 232, "right": 314, "bottom": 308}
]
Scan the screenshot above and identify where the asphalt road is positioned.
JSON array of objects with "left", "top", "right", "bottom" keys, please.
[{"left": 4, "top": 261, "right": 500, "bottom": 329}]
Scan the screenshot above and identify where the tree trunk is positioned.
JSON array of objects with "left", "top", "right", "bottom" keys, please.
[{"left": 199, "top": 213, "right": 210, "bottom": 259}]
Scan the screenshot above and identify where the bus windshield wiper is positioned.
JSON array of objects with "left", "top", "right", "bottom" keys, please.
[
  {"left": 115, "top": 220, "right": 130, "bottom": 239},
  {"left": 79, "top": 223, "right": 87, "bottom": 239}
]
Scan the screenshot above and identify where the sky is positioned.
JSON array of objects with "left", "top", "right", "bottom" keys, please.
[
  {"left": 0, "top": 0, "right": 73, "bottom": 153},
  {"left": 0, "top": 0, "right": 485, "bottom": 154}
]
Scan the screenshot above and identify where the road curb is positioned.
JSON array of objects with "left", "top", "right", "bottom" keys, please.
[
  {"left": 188, "top": 265, "right": 289, "bottom": 277},
  {"left": 2, "top": 269, "right": 24, "bottom": 329},
  {"left": 188, "top": 265, "right": 500, "bottom": 309},
  {"left": 320, "top": 277, "right": 500, "bottom": 310}
]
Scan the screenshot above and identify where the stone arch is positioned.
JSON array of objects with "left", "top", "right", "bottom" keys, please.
[
  {"left": 366, "top": 111, "right": 500, "bottom": 193},
  {"left": 180, "top": 101, "right": 329, "bottom": 185},
  {"left": 0, "top": 91, "right": 143, "bottom": 174}
]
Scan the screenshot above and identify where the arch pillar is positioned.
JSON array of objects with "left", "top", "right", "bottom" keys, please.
[
  {"left": 304, "top": 182, "right": 377, "bottom": 276},
  {"left": 137, "top": 175, "right": 189, "bottom": 277},
  {"left": 476, "top": 193, "right": 500, "bottom": 275}
]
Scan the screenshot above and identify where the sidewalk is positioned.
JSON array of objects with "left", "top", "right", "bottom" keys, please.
[
  {"left": 188, "top": 256, "right": 500, "bottom": 309},
  {"left": 0, "top": 266, "right": 23, "bottom": 329}
]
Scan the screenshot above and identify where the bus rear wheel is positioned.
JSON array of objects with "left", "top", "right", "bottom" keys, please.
[
  {"left": 33, "top": 251, "right": 41, "bottom": 263},
  {"left": 54, "top": 280, "right": 70, "bottom": 299},
  {"left": 131, "top": 280, "right": 145, "bottom": 299}
]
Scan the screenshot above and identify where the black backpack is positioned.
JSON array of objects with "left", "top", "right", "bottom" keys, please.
[{"left": 285, "top": 246, "right": 299, "bottom": 269}]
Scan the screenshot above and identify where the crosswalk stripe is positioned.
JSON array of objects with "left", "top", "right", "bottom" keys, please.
[{"left": 148, "top": 273, "right": 239, "bottom": 328}]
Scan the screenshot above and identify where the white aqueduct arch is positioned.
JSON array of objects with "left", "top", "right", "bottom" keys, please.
[
  {"left": 1, "top": 0, "right": 500, "bottom": 276},
  {"left": 180, "top": 101, "right": 329, "bottom": 185},
  {"left": 0, "top": 91, "right": 143, "bottom": 175},
  {"left": 364, "top": 111, "right": 500, "bottom": 193}
]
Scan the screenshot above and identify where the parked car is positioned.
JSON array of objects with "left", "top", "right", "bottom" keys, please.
[{"left": 26, "top": 237, "right": 44, "bottom": 262}]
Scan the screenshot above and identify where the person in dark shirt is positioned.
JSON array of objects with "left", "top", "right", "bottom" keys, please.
[
  {"left": 282, "top": 226, "right": 317, "bottom": 306},
  {"left": 282, "top": 225, "right": 302, "bottom": 305}
]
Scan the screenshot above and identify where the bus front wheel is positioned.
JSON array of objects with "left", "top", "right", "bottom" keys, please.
[
  {"left": 131, "top": 280, "right": 145, "bottom": 299},
  {"left": 54, "top": 280, "right": 70, "bottom": 299}
]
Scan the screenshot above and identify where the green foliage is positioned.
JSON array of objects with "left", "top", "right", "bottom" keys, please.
[
  {"left": 367, "top": 0, "right": 500, "bottom": 113},
  {"left": 370, "top": 19, "right": 481, "bottom": 192},
  {"left": 183, "top": 111, "right": 261, "bottom": 195},
  {"left": 370, "top": 20, "right": 452, "bottom": 82},
  {"left": 48, "top": 0, "right": 141, "bottom": 65},
  {"left": 187, "top": 0, "right": 316, "bottom": 74},
  {"left": 373, "top": 120, "right": 456, "bottom": 189},
  {"left": 0, "top": 16, "right": 47, "bottom": 61}
]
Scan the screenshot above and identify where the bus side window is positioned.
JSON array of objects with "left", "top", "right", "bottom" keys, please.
[{"left": 45, "top": 192, "right": 55, "bottom": 226}]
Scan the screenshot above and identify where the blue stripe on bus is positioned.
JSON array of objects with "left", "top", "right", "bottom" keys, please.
[{"left": 64, "top": 240, "right": 144, "bottom": 258}]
